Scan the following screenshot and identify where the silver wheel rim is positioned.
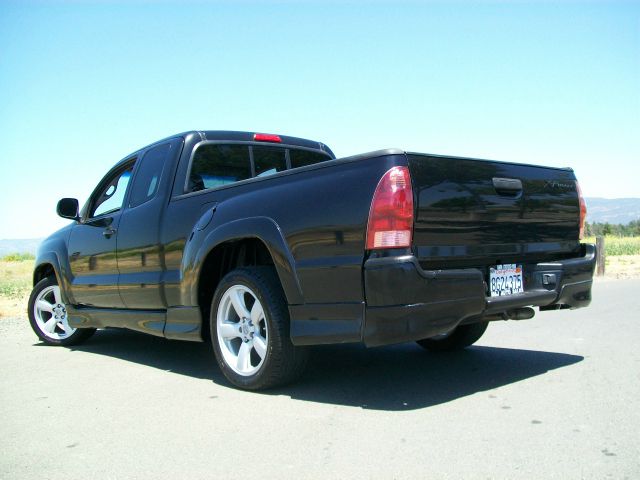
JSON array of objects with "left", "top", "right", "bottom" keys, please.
[
  {"left": 216, "top": 284, "right": 268, "bottom": 376},
  {"left": 33, "top": 285, "right": 75, "bottom": 340}
]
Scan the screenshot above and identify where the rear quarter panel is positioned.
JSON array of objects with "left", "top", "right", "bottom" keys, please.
[{"left": 165, "top": 152, "right": 406, "bottom": 306}]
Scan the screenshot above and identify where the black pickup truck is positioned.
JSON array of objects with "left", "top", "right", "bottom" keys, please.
[{"left": 29, "top": 131, "right": 595, "bottom": 389}]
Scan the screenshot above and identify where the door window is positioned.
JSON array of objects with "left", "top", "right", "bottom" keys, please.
[{"left": 91, "top": 164, "right": 134, "bottom": 218}]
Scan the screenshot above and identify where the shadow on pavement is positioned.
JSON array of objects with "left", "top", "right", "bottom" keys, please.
[
  {"left": 66, "top": 328, "right": 217, "bottom": 381},
  {"left": 66, "top": 328, "right": 583, "bottom": 411},
  {"left": 283, "top": 343, "right": 582, "bottom": 410}
]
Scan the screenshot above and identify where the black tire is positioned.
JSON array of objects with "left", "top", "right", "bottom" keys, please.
[
  {"left": 210, "top": 267, "right": 308, "bottom": 390},
  {"left": 416, "top": 321, "right": 489, "bottom": 352},
  {"left": 28, "top": 276, "right": 96, "bottom": 346}
]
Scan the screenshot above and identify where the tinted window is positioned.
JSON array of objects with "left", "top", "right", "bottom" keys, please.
[
  {"left": 188, "top": 144, "right": 250, "bottom": 192},
  {"left": 290, "top": 149, "right": 331, "bottom": 169},
  {"left": 91, "top": 166, "right": 134, "bottom": 217},
  {"left": 129, "top": 143, "right": 170, "bottom": 208},
  {"left": 253, "top": 146, "right": 287, "bottom": 177}
]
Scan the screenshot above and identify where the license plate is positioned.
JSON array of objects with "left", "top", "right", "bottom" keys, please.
[{"left": 489, "top": 264, "right": 524, "bottom": 297}]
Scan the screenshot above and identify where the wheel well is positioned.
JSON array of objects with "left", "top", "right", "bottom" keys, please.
[
  {"left": 33, "top": 263, "right": 55, "bottom": 286},
  {"left": 198, "top": 238, "right": 276, "bottom": 342}
]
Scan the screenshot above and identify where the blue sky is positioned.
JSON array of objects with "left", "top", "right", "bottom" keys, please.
[{"left": 0, "top": 1, "right": 638, "bottom": 239}]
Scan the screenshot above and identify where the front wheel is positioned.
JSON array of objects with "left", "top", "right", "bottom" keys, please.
[
  {"left": 210, "top": 267, "right": 308, "bottom": 390},
  {"left": 417, "top": 321, "right": 489, "bottom": 352},
  {"left": 28, "top": 276, "right": 95, "bottom": 346}
]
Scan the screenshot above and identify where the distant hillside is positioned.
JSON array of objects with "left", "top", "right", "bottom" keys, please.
[
  {"left": 585, "top": 198, "right": 640, "bottom": 225},
  {"left": 0, "top": 238, "right": 42, "bottom": 256}
]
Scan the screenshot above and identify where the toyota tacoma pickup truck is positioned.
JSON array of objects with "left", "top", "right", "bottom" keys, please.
[{"left": 29, "top": 130, "right": 596, "bottom": 390}]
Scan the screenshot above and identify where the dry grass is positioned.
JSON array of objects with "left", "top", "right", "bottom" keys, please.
[
  {"left": 603, "top": 255, "right": 640, "bottom": 280},
  {"left": 0, "top": 259, "right": 33, "bottom": 318},
  {"left": 582, "top": 236, "right": 640, "bottom": 279},
  {"left": 0, "top": 296, "right": 29, "bottom": 318}
]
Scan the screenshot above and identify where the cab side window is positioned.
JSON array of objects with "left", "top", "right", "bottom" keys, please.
[
  {"left": 90, "top": 163, "right": 135, "bottom": 218},
  {"left": 129, "top": 143, "right": 170, "bottom": 208}
]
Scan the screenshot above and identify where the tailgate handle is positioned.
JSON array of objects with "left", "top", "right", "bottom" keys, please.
[{"left": 493, "top": 177, "right": 522, "bottom": 195}]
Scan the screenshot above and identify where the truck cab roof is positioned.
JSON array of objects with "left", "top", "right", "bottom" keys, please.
[{"left": 134, "top": 130, "right": 336, "bottom": 160}]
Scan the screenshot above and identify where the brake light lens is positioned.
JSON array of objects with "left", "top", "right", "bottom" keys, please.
[
  {"left": 576, "top": 181, "right": 587, "bottom": 240},
  {"left": 366, "top": 166, "right": 414, "bottom": 249},
  {"left": 253, "top": 133, "right": 281, "bottom": 143}
]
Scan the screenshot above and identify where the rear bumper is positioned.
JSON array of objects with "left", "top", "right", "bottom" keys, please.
[{"left": 363, "top": 244, "right": 596, "bottom": 347}]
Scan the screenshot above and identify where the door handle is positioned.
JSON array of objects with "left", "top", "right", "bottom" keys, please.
[
  {"left": 492, "top": 177, "right": 523, "bottom": 196},
  {"left": 103, "top": 227, "right": 117, "bottom": 238}
]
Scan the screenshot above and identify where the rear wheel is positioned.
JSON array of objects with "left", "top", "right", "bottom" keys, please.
[
  {"left": 417, "top": 321, "right": 488, "bottom": 352},
  {"left": 28, "top": 276, "right": 95, "bottom": 346},
  {"left": 210, "top": 267, "right": 308, "bottom": 390}
]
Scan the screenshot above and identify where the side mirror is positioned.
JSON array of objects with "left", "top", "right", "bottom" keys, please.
[{"left": 57, "top": 198, "right": 80, "bottom": 220}]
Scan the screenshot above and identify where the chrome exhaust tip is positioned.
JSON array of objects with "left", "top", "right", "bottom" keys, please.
[{"left": 506, "top": 307, "right": 535, "bottom": 320}]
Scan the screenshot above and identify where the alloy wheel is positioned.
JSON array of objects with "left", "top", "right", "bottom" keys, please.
[
  {"left": 33, "top": 285, "right": 75, "bottom": 340},
  {"left": 216, "top": 284, "right": 269, "bottom": 376}
]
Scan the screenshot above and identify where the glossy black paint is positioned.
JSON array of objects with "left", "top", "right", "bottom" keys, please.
[
  {"left": 67, "top": 214, "right": 124, "bottom": 308},
  {"left": 289, "top": 303, "right": 364, "bottom": 345},
  {"left": 363, "top": 244, "right": 595, "bottom": 347},
  {"left": 35, "top": 130, "right": 594, "bottom": 348},
  {"left": 66, "top": 158, "right": 136, "bottom": 308},
  {"left": 67, "top": 304, "right": 165, "bottom": 337},
  {"left": 408, "top": 153, "right": 582, "bottom": 270},
  {"left": 56, "top": 198, "right": 79, "bottom": 220},
  {"left": 116, "top": 138, "right": 183, "bottom": 309}
]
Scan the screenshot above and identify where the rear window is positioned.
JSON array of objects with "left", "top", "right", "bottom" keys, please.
[
  {"left": 253, "top": 146, "right": 287, "bottom": 177},
  {"left": 290, "top": 149, "right": 331, "bottom": 169},
  {"left": 185, "top": 143, "right": 333, "bottom": 194},
  {"left": 188, "top": 145, "right": 251, "bottom": 192}
]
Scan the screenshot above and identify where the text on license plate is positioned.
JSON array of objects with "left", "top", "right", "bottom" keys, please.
[{"left": 489, "top": 264, "right": 524, "bottom": 297}]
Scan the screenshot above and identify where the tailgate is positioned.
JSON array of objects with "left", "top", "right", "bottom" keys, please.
[{"left": 407, "top": 153, "right": 582, "bottom": 269}]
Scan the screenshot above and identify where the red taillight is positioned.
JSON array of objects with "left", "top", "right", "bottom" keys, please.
[
  {"left": 576, "top": 181, "right": 587, "bottom": 240},
  {"left": 253, "top": 133, "right": 281, "bottom": 143},
  {"left": 366, "top": 166, "right": 414, "bottom": 249}
]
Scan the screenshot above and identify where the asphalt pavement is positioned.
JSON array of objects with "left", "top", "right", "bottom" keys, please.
[{"left": 1, "top": 279, "right": 639, "bottom": 479}]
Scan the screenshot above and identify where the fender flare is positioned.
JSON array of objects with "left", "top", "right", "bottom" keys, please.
[
  {"left": 180, "top": 216, "right": 303, "bottom": 306},
  {"left": 33, "top": 250, "right": 76, "bottom": 305}
]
